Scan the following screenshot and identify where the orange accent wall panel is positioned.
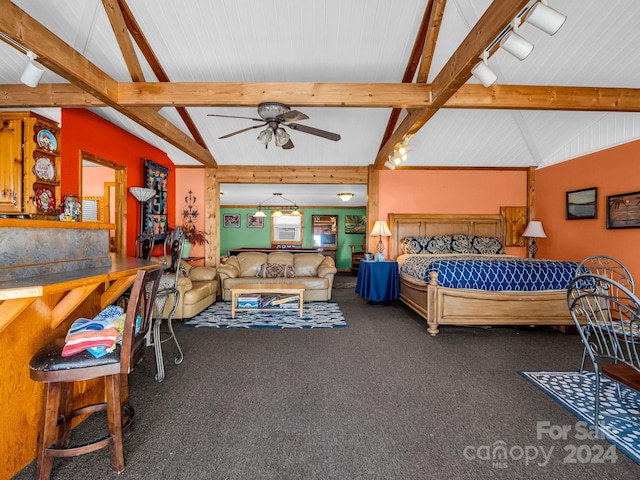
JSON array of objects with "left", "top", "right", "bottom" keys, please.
[
  {"left": 176, "top": 168, "right": 207, "bottom": 257},
  {"left": 61, "top": 109, "right": 175, "bottom": 255},
  {"left": 536, "top": 140, "right": 640, "bottom": 281}
]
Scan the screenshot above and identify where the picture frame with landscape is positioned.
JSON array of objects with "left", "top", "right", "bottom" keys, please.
[
  {"left": 566, "top": 187, "right": 597, "bottom": 220},
  {"left": 606, "top": 191, "right": 640, "bottom": 229}
]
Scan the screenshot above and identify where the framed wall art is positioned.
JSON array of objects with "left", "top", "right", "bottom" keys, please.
[
  {"left": 606, "top": 191, "right": 640, "bottom": 229},
  {"left": 345, "top": 215, "right": 366, "bottom": 234},
  {"left": 144, "top": 159, "right": 169, "bottom": 242},
  {"left": 566, "top": 187, "right": 597, "bottom": 220},
  {"left": 223, "top": 214, "right": 240, "bottom": 228},
  {"left": 247, "top": 214, "right": 264, "bottom": 228}
]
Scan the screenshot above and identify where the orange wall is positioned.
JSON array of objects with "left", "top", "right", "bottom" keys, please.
[
  {"left": 378, "top": 169, "right": 528, "bottom": 256},
  {"left": 82, "top": 166, "right": 115, "bottom": 196},
  {"left": 61, "top": 109, "right": 175, "bottom": 255},
  {"left": 175, "top": 168, "right": 207, "bottom": 257},
  {"left": 536, "top": 140, "right": 640, "bottom": 280}
]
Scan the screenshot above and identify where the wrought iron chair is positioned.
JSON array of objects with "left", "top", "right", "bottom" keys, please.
[
  {"left": 575, "top": 255, "right": 635, "bottom": 372},
  {"left": 134, "top": 226, "right": 155, "bottom": 260},
  {"left": 29, "top": 266, "right": 163, "bottom": 479},
  {"left": 151, "top": 227, "right": 185, "bottom": 382},
  {"left": 567, "top": 273, "right": 640, "bottom": 438}
]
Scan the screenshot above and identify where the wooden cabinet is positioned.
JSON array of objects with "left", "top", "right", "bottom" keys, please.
[{"left": 0, "top": 112, "right": 61, "bottom": 217}]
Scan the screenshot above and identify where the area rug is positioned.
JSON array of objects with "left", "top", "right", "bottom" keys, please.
[
  {"left": 334, "top": 281, "right": 357, "bottom": 289},
  {"left": 182, "top": 301, "right": 347, "bottom": 328},
  {"left": 520, "top": 371, "right": 640, "bottom": 465}
]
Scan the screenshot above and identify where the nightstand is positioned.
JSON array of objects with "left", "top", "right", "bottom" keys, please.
[{"left": 355, "top": 260, "right": 399, "bottom": 304}]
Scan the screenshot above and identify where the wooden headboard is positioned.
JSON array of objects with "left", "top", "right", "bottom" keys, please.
[{"left": 388, "top": 213, "right": 505, "bottom": 259}]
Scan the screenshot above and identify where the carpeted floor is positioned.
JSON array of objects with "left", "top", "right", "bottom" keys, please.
[
  {"left": 12, "top": 280, "right": 640, "bottom": 479},
  {"left": 520, "top": 371, "right": 640, "bottom": 465}
]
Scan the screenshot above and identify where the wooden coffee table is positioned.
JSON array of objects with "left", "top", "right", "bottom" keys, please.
[{"left": 230, "top": 283, "right": 305, "bottom": 318}]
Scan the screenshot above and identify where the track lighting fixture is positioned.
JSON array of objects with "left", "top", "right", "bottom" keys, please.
[
  {"left": 525, "top": 0, "right": 566, "bottom": 36},
  {"left": 20, "top": 51, "right": 45, "bottom": 88},
  {"left": 500, "top": 21, "right": 534, "bottom": 60},
  {"left": 384, "top": 160, "right": 396, "bottom": 170},
  {"left": 471, "top": 52, "right": 497, "bottom": 88}
]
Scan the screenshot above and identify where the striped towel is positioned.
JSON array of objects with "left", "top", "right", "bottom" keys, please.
[{"left": 62, "top": 306, "right": 125, "bottom": 358}]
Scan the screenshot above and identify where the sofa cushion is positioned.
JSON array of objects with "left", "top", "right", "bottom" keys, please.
[
  {"left": 293, "top": 253, "right": 325, "bottom": 277},
  {"left": 237, "top": 252, "right": 268, "bottom": 277},
  {"left": 256, "top": 263, "right": 295, "bottom": 278},
  {"left": 266, "top": 252, "right": 294, "bottom": 266},
  {"left": 179, "top": 262, "right": 192, "bottom": 277}
]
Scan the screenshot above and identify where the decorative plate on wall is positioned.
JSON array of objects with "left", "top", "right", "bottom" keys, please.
[
  {"left": 36, "top": 129, "right": 57, "bottom": 152},
  {"left": 33, "top": 156, "right": 56, "bottom": 181},
  {"left": 33, "top": 187, "right": 55, "bottom": 211}
]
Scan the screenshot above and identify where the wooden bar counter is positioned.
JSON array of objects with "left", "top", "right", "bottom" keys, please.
[{"left": 0, "top": 219, "right": 155, "bottom": 479}]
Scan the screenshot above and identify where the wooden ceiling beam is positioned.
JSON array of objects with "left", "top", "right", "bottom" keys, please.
[
  {"left": 215, "top": 166, "right": 368, "bottom": 184},
  {"left": 102, "top": 0, "right": 146, "bottom": 82},
  {"left": 0, "top": 0, "right": 216, "bottom": 167},
  {"left": 3, "top": 82, "right": 640, "bottom": 112},
  {"left": 115, "top": 0, "right": 208, "bottom": 148},
  {"left": 373, "top": 0, "right": 531, "bottom": 168}
]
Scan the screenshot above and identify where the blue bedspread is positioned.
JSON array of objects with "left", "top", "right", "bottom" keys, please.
[{"left": 399, "top": 255, "right": 580, "bottom": 291}]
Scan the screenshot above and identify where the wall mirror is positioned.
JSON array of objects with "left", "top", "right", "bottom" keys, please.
[
  {"left": 312, "top": 215, "right": 338, "bottom": 249},
  {"left": 271, "top": 212, "right": 304, "bottom": 245}
]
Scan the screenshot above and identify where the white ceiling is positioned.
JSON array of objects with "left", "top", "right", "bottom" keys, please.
[{"left": 2, "top": 0, "right": 640, "bottom": 206}]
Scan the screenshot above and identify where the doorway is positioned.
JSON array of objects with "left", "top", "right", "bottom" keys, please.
[{"left": 80, "top": 151, "right": 127, "bottom": 254}]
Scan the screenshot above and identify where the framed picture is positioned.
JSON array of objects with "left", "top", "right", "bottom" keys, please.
[
  {"left": 566, "top": 187, "right": 597, "bottom": 220},
  {"left": 345, "top": 215, "right": 366, "bottom": 234},
  {"left": 247, "top": 214, "right": 264, "bottom": 228},
  {"left": 223, "top": 214, "right": 240, "bottom": 228},
  {"left": 144, "top": 159, "right": 169, "bottom": 243},
  {"left": 606, "top": 191, "right": 640, "bottom": 229}
]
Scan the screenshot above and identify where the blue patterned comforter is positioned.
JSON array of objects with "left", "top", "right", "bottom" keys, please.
[{"left": 398, "top": 254, "right": 580, "bottom": 291}]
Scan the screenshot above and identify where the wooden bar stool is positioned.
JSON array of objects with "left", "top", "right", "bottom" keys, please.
[{"left": 29, "top": 266, "right": 162, "bottom": 480}]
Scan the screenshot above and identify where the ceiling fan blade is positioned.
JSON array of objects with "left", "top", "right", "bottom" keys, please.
[
  {"left": 281, "top": 138, "right": 295, "bottom": 150},
  {"left": 218, "top": 124, "right": 265, "bottom": 139},
  {"left": 286, "top": 123, "right": 341, "bottom": 141},
  {"left": 277, "top": 110, "right": 309, "bottom": 122},
  {"left": 207, "top": 113, "right": 264, "bottom": 122}
]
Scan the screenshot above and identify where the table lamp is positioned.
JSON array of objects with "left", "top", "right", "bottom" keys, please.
[
  {"left": 522, "top": 220, "right": 546, "bottom": 258},
  {"left": 370, "top": 220, "right": 392, "bottom": 260}
]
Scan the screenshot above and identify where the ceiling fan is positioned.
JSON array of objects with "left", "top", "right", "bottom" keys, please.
[{"left": 207, "top": 102, "right": 341, "bottom": 150}]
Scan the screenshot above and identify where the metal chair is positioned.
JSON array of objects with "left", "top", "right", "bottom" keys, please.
[
  {"left": 29, "top": 266, "right": 163, "bottom": 479},
  {"left": 575, "top": 255, "right": 635, "bottom": 372},
  {"left": 134, "top": 226, "right": 155, "bottom": 260},
  {"left": 567, "top": 273, "right": 640, "bottom": 438},
  {"left": 151, "top": 227, "right": 185, "bottom": 382}
]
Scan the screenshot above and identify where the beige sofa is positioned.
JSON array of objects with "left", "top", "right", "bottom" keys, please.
[
  {"left": 217, "top": 252, "right": 337, "bottom": 301},
  {"left": 151, "top": 258, "right": 219, "bottom": 320}
]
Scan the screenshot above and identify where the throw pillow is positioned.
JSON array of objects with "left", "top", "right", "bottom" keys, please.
[{"left": 256, "top": 263, "right": 295, "bottom": 278}]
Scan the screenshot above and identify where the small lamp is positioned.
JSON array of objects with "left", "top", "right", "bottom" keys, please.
[
  {"left": 370, "top": 220, "right": 392, "bottom": 259},
  {"left": 522, "top": 220, "right": 547, "bottom": 258}
]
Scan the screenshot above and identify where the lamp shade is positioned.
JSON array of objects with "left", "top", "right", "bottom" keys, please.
[
  {"left": 129, "top": 187, "right": 156, "bottom": 202},
  {"left": 500, "top": 30, "right": 534, "bottom": 60},
  {"left": 526, "top": 1, "right": 566, "bottom": 36},
  {"left": 337, "top": 193, "right": 354, "bottom": 202},
  {"left": 522, "top": 221, "right": 547, "bottom": 238},
  {"left": 370, "top": 220, "right": 392, "bottom": 237}
]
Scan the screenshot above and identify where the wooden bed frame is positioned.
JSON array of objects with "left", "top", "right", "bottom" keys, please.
[{"left": 388, "top": 213, "right": 574, "bottom": 336}]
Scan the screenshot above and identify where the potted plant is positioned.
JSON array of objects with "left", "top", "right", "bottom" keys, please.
[{"left": 182, "top": 222, "right": 208, "bottom": 258}]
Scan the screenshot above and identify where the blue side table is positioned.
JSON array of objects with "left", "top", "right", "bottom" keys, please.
[{"left": 355, "top": 260, "right": 399, "bottom": 304}]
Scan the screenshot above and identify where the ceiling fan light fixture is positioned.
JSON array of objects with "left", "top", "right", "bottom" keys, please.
[
  {"left": 471, "top": 52, "right": 497, "bottom": 88},
  {"left": 274, "top": 127, "right": 290, "bottom": 147},
  {"left": 257, "top": 126, "right": 273, "bottom": 146},
  {"left": 526, "top": 1, "right": 566, "bottom": 36},
  {"left": 337, "top": 193, "right": 354, "bottom": 202}
]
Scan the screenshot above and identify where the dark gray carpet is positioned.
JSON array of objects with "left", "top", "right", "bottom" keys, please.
[{"left": 13, "top": 279, "right": 640, "bottom": 479}]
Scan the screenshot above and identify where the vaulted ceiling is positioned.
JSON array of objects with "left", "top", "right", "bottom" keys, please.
[{"left": 1, "top": 1, "right": 639, "bottom": 194}]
